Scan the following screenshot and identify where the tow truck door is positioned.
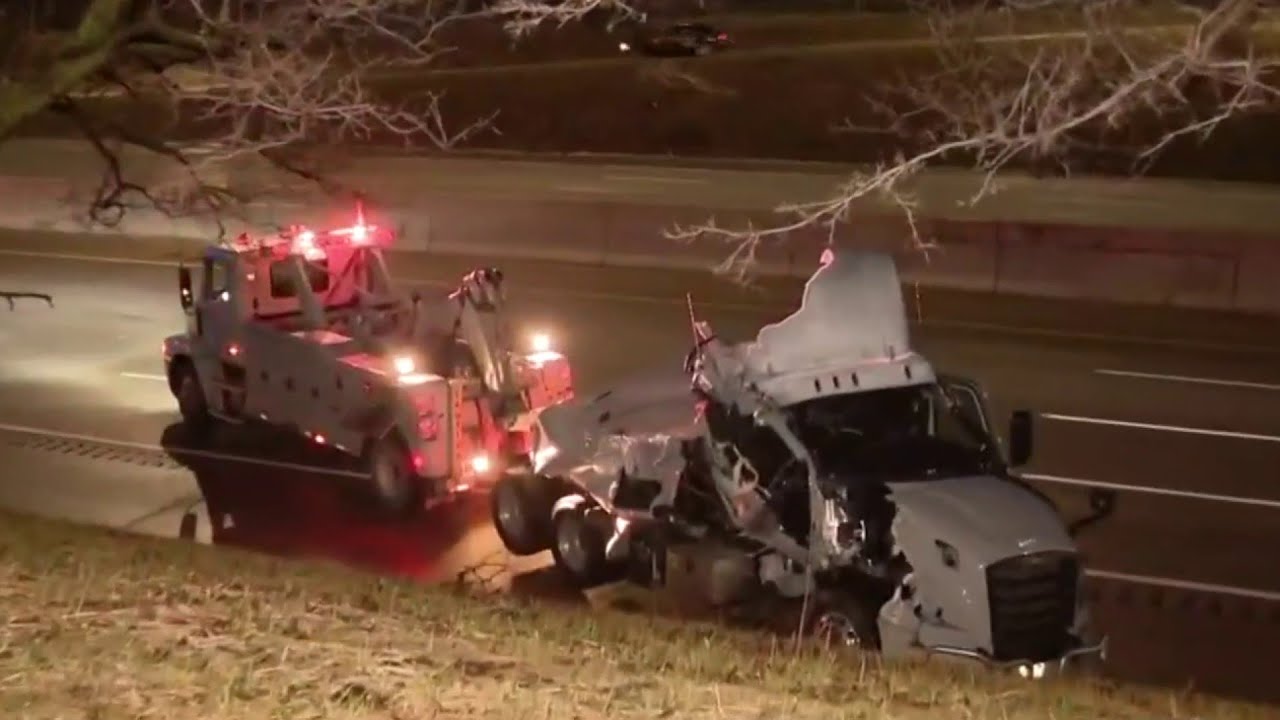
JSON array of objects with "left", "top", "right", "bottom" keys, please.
[
  {"left": 190, "top": 250, "right": 246, "bottom": 411},
  {"left": 194, "top": 252, "right": 238, "bottom": 348}
]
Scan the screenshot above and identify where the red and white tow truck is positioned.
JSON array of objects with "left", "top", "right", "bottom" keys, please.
[{"left": 161, "top": 204, "right": 574, "bottom": 514}]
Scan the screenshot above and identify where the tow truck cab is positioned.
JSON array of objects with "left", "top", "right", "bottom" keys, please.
[{"left": 163, "top": 212, "right": 573, "bottom": 512}]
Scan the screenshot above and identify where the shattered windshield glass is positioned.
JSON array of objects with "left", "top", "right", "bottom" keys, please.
[{"left": 784, "top": 382, "right": 995, "bottom": 483}]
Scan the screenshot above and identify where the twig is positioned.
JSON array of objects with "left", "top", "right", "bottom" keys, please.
[{"left": 0, "top": 292, "right": 54, "bottom": 310}]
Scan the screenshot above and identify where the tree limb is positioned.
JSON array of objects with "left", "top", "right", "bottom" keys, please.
[
  {"left": 668, "top": 0, "right": 1280, "bottom": 281},
  {"left": 0, "top": 292, "right": 54, "bottom": 310}
]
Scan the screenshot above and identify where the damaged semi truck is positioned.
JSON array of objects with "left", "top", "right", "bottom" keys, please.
[{"left": 490, "top": 250, "right": 1114, "bottom": 674}]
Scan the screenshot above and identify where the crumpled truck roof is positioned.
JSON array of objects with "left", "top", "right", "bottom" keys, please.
[{"left": 737, "top": 250, "right": 936, "bottom": 407}]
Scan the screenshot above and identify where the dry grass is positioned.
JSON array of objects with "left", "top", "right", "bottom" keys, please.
[{"left": 0, "top": 508, "right": 1271, "bottom": 720}]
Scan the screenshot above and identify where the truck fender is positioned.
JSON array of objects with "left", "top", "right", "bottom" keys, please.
[
  {"left": 166, "top": 354, "right": 195, "bottom": 395},
  {"left": 552, "top": 492, "right": 589, "bottom": 520},
  {"left": 344, "top": 402, "right": 397, "bottom": 442}
]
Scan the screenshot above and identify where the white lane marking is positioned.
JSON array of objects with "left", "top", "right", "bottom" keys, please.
[
  {"left": 1023, "top": 472, "right": 1280, "bottom": 510},
  {"left": 120, "top": 372, "right": 166, "bottom": 381},
  {"left": 0, "top": 421, "right": 368, "bottom": 479},
  {"left": 0, "top": 248, "right": 176, "bottom": 267},
  {"left": 604, "top": 174, "right": 707, "bottom": 184},
  {"left": 1096, "top": 368, "right": 1280, "bottom": 392},
  {"left": 551, "top": 184, "right": 619, "bottom": 194},
  {"left": 1041, "top": 413, "right": 1280, "bottom": 444},
  {"left": 1085, "top": 569, "right": 1280, "bottom": 604}
]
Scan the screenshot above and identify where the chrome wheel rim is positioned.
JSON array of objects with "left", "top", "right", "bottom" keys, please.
[{"left": 813, "top": 611, "right": 862, "bottom": 648}]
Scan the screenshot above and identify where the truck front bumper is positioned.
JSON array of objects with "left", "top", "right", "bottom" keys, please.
[{"left": 922, "top": 635, "right": 1108, "bottom": 679}]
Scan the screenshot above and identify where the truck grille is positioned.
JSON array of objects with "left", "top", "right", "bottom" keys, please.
[{"left": 986, "top": 551, "right": 1078, "bottom": 662}]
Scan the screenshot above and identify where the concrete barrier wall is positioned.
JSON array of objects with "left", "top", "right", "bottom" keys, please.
[{"left": 2, "top": 169, "right": 1278, "bottom": 316}]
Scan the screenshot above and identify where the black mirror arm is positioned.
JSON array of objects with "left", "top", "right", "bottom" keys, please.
[{"left": 1068, "top": 490, "right": 1118, "bottom": 538}]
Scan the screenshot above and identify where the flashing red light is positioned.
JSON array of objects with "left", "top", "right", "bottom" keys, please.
[
  {"left": 291, "top": 228, "right": 326, "bottom": 260},
  {"left": 227, "top": 342, "right": 241, "bottom": 357},
  {"left": 332, "top": 222, "right": 376, "bottom": 244},
  {"left": 411, "top": 452, "right": 425, "bottom": 472}
]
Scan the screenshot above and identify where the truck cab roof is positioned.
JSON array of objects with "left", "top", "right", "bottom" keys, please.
[{"left": 200, "top": 219, "right": 398, "bottom": 332}]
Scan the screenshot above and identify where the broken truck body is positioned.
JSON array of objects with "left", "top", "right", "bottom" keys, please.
[{"left": 492, "top": 250, "right": 1112, "bottom": 672}]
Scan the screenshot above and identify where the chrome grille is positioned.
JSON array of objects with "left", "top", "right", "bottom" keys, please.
[{"left": 986, "top": 551, "right": 1078, "bottom": 662}]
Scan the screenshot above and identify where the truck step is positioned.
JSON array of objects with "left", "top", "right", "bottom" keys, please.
[{"left": 210, "top": 411, "right": 245, "bottom": 425}]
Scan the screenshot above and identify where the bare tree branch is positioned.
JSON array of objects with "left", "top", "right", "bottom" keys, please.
[
  {"left": 668, "top": 0, "right": 1280, "bottom": 280},
  {"left": 1, "top": 0, "right": 642, "bottom": 234},
  {"left": 0, "top": 292, "right": 54, "bottom": 310}
]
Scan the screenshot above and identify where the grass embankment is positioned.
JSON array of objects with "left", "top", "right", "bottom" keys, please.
[{"left": 0, "top": 507, "right": 1269, "bottom": 719}]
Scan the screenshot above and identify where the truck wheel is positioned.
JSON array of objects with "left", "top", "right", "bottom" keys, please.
[
  {"left": 491, "top": 474, "right": 556, "bottom": 555},
  {"left": 807, "top": 592, "right": 882, "bottom": 651},
  {"left": 174, "top": 363, "right": 213, "bottom": 438},
  {"left": 550, "top": 504, "right": 623, "bottom": 588},
  {"left": 366, "top": 434, "right": 419, "bottom": 517}
]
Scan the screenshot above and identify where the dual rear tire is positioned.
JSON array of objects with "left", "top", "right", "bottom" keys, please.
[{"left": 491, "top": 476, "right": 623, "bottom": 588}]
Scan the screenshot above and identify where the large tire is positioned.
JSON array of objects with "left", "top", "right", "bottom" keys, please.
[
  {"left": 174, "top": 362, "right": 213, "bottom": 439},
  {"left": 491, "top": 474, "right": 557, "bottom": 555},
  {"left": 365, "top": 433, "right": 419, "bottom": 517},
  {"left": 550, "top": 504, "right": 624, "bottom": 589}
]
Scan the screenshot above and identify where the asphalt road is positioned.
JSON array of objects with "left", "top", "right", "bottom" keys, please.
[{"left": 2, "top": 248, "right": 1280, "bottom": 703}]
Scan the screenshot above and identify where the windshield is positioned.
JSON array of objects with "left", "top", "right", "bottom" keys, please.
[{"left": 783, "top": 382, "right": 995, "bottom": 483}]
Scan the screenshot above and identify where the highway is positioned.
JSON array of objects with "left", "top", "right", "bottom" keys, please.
[{"left": 2, "top": 244, "right": 1279, "bottom": 703}]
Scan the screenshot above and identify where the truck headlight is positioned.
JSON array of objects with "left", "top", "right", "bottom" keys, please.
[{"left": 530, "top": 331, "right": 552, "bottom": 353}]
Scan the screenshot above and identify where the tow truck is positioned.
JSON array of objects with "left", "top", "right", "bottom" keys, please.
[{"left": 162, "top": 204, "right": 574, "bottom": 514}]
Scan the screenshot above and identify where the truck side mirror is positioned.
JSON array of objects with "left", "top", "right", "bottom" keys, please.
[
  {"left": 178, "top": 265, "right": 194, "bottom": 311},
  {"left": 1069, "top": 487, "right": 1118, "bottom": 538},
  {"left": 1008, "top": 410, "right": 1033, "bottom": 467}
]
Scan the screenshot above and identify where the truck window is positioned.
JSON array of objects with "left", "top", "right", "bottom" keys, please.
[
  {"left": 203, "top": 257, "right": 230, "bottom": 300},
  {"left": 269, "top": 258, "right": 331, "bottom": 298},
  {"left": 938, "top": 380, "right": 990, "bottom": 434}
]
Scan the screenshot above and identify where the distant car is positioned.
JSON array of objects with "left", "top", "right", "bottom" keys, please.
[{"left": 618, "top": 21, "right": 731, "bottom": 57}]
